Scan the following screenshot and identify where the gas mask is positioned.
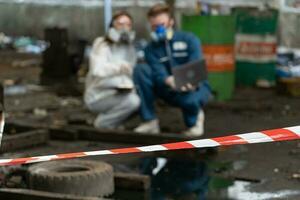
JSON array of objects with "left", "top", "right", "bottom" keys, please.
[
  {"left": 150, "top": 25, "right": 174, "bottom": 42},
  {"left": 108, "top": 28, "right": 135, "bottom": 44}
]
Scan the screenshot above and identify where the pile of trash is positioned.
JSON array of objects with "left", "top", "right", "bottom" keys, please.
[
  {"left": 0, "top": 32, "right": 47, "bottom": 54},
  {"left": 0, "top": 32, "right": 12, "bottom": 49},
  {"left": 276, "top": 47, "right": 300, "bottom": 78}
]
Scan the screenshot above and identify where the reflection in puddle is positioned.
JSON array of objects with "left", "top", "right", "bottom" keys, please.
[
  {"left": 228, "top": 181, "right": 300, "bottom": 200},
  {"left": 139, "top": 157, "right": 300, "bottom": 200},
  {"left": 141, "top": 158, "right": 209, "bottom": 200}
]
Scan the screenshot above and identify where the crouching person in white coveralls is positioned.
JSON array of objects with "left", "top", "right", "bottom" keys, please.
[{"left": 84, "top": 11, "right": 140, "bottom": 129}]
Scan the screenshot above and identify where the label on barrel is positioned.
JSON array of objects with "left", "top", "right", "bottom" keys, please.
[
  {"left": 235, "top": 34, "right": 277, "bottom": 63},
  {"left": 203, "top": 45, "right": 235, "bottom": 72}
]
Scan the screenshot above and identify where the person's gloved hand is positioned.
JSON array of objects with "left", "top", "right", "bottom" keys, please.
[
  {"left": 180, "top": 83, "right": 195, "bottom": 92},
  {"left": 165, "top": 76, "right": 176, "bottom": 89},
  {"left": 120, "top": 63, "right": 133, "bottom": 75},
  {"left": 165, "top": 76, "right": 195, "bottom": 92}
]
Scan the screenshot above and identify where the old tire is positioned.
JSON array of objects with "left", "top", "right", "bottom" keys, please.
[{"left": 28, "top": 160, "right": 114, "bottom": 197}]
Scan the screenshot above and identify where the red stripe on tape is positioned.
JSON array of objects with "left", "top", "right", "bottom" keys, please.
[
  {"left": 0, "top": 126, "right": 300, "bottom": 167},
  {"left": 212, "top": 135, "right": 248, "bottom": 145},
  {"left": 7, "top": 157, "right": 37, "bottom": 166},
  {"left": 56, "top": 152, "right": 86, "bottom": 159},
  {"left": 261, "top": 128, "right": 300, "bottom": 141},
  {"left": 111, "top": 147, "right": 141, "bottom": 154},
  {"left": 162, "top": 142, "right": 195, "bottom": 150}
]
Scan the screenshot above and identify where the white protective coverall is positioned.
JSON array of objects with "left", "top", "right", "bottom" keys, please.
[{"left": 84, "top": 37, "right": 140, "bottom": 128}]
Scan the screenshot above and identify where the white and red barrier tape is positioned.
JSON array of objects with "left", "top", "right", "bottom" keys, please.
[
  {"left": 0, "top": 126, "right": 300, "bottom": 166},
  {"left": 0, "top": 112, "right": 4, "bottom": 147}
]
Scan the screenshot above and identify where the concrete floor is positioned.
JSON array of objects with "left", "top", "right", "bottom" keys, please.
[{"left": 0, "top": 52, "right": 300, "bottom": 199}]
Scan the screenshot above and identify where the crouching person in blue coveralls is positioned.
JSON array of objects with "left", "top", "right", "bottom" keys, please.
[{"left": 134, "top": 4, "right": 211, "bottom": 137}]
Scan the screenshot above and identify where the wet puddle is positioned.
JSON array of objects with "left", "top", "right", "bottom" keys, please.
[
  {"left": 112, "top": 156, "right": 300, "bottom": 200},
  {"left": 226, "top": 180, "right": 300, "bottom": 200}
]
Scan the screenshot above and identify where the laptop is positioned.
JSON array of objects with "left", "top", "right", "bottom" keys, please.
[
  {"left": 104, "top": 77, "right": 134, "bottom": 92},
  {"left": 115, "top": 83, "right": 134, "bottom": 92},
  {"left": 171, "top": 59, "right": 207, "bottom": 90}
]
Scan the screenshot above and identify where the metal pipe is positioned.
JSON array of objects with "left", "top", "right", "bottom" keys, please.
[{"left": 104, "top": 0, "right": 112, "bottom": 32}]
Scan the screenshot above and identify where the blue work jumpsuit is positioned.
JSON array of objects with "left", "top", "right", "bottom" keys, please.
[{"left": 134, "top": 31, "right": 211, "bottom": 127}]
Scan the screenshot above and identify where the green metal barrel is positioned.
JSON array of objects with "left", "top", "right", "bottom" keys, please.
[
  {"left": 182, "top": 15, "right": 236, "bottom": 101},
  {"left": 234, "top": 8, "right": 278, "bottom": 86}
]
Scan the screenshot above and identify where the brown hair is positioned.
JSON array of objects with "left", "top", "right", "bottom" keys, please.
[
  {"left": 110, "top": 10, "right": 133, "bottom": 27},
  {"left": 147, "top": 3, "right": 172, "bottom": 18},
  {"left": 105, "top": 10, "right": 133, "bottom": 43}
]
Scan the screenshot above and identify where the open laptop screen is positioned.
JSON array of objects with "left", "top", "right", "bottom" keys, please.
[{"left": 171, "top": 59, "right": 207, "bottom": 90}]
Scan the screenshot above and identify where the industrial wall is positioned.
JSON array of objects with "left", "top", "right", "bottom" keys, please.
[
  {"left": 1, "top": 0, "right": 300, "bottom": 47},
  {"left": 279, "top": 6, "right": 300, "bottom": 48},
  {"left": 0, "top": 1, "right": 193, "bottom": 42}
]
